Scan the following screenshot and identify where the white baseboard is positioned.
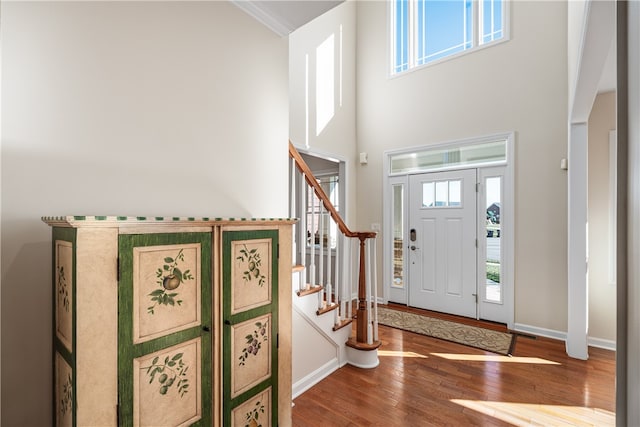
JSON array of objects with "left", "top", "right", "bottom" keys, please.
[
  {"left": 514, "top": 324, "right": 616, "bottom": 352},
  {"left": 588, "top": 336, "right": 616, "bottom": 351},
  {"left": 292, "top": 358, "right": 339, "bottom": 399},
  {"left": 513, "top": 323, "right": 566, "bottom": 341}
]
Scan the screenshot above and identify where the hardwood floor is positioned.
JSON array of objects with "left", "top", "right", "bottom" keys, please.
[{"left": 291, "top": 306, "right": 616, "bottom": 426}]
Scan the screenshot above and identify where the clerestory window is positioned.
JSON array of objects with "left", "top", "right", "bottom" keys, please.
[{"left": 391, "top": 0, "right": 508, "bottom": 75}]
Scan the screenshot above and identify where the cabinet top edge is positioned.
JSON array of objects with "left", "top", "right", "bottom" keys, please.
[{"left": 42, "top": 216, "right": 298, "bottom": 228}]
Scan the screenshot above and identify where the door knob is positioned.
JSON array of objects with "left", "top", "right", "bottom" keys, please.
[{"left": 411, "top": 245, "right": 419, "bottom": 250}]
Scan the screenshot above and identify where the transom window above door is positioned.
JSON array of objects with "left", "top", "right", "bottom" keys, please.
[
  {"left": 390, "top": 0, "right": 509, "bottom": 75},
  {"left": 389, "top": 137, "right": 507, "bottom": 174}
]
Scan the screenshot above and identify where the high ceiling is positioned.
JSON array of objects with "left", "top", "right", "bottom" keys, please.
[{"left": 232, "top": 0, "right": 344, "bottom": 37}]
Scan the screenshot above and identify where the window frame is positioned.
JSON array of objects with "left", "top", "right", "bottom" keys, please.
[{"left": 389, "top": 0, "right": 510, "bottom": 77}]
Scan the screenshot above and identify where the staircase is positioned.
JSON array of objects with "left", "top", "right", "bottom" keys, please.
[{"left": 289, "top": 142, "right": 381, "bottom": 398}]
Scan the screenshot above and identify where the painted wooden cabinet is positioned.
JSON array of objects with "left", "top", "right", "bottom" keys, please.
[{"left": 43, "top": 216, "right": 294, "bottom": 427}]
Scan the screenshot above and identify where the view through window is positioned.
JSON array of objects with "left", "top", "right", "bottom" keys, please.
[
  {"left": 391, "top": 0, "right": 506, "bottom": 75},
  {"left": 306, "top": 175, "right": 340, "bottom": 249},
  {"left": 485, "top": 175, "right": 502, "bottom": 302}
]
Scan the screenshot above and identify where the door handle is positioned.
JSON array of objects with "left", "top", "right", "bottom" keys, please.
[{"left": 410, "top": 245, "right": 419, "bottom": 251}]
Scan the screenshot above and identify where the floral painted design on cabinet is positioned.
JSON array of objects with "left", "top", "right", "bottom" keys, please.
[
  {"left": 55, "top": 240, "right": 73, "bottom": 352},
  {"left": 133, "top": 338, "right": 202, "bottom": 426},
  {"left": 231, "top": 388, "right": 271, "bottom": 427},
  {"left": 238, "top": 320, "right": 269, "bottom": 366},
  {"left": 148, "top": 248, "right": 194, "bottom": 314},
  {"left": 55, "top": 353, "right": 73, "bottom": 427},
  {"left": 143, "top": 351, "right": 190, "bottom": 397},
  {"left": 231, "top": 239, "right": 272, "bottom": 315},
  {"left": 133, "top": 243, "right": 201, "bottom": 344},
  {"left": 236, "top": 244, "right": 267, "bottom": 287},
  {"left": 231, "top": 314, "right": 272, "bottom": 398}
]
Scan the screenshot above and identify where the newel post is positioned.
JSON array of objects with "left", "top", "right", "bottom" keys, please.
[{"left": 356, "top": 235, "right": 368, "bottom": 343}]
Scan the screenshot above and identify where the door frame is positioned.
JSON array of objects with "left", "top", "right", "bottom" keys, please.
[{"left": 383, "top": 132, "right": 515, "bottom": 329}]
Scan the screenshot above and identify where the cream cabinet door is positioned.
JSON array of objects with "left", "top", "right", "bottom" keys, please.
[
  {"left": 222, "top": 230, "right": 278, "bottom": 427},
  {"left": 118, "top": 232, "right": 212, "bottom": 426}
]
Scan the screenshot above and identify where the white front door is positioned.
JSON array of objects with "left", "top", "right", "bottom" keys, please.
[{"left": 408, "top": 169, "right": 477, "bottom": 318}]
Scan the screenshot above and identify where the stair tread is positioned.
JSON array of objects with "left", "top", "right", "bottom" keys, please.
[
  {"left": 316, "top": 302, "right": 339, "bottom": 316},
  {"left": 332, "top": 318, "right": 353, "bottom": 332},
  {"left": 296, "top": 285, "right": 324, "bottom": 297}
]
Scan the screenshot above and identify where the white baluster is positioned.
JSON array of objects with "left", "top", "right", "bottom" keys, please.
[
  {"left": 298, "top": 172, "right": 306, "bottom": 292},
  {"left": 290, "top": 157, "right": 296, "bottom": 219},
  {"left": 326, "top": 214, "right": 332, "bottom": 309},
  {"left": 335, "top": 231, "right": 341, "bottom": 325},
  {"left": 319, "top": 205, "right": 324, "bottom": 289},
  {"left": 309, "top": 185, "right": 316, "bottom": 290},
  {"left": 347, "top": 238, "right": 353, "bottom": 320},
  {"left": 317, "top": 203, "right": 324, "bottom": 310}
]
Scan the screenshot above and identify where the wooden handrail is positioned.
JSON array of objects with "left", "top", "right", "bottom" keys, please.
[
  {"left": 289, "top": 141, "right": 376, "bottom": 240},
  {"left": 290, "top": 140, "right": 380, "bottom": 351}
]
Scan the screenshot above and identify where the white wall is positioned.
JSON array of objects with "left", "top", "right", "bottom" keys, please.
[
  {"left": 587, "top": 91, "right": 616, "bottom": 344},
  {"left": 356, "top": 1, "right": 569, "bottom": 332},
  {"left": 1, "top": 2, "right": 288, "bottom": 425},
  {"left": 568, "top": 0, "right": 588, "bottom": 107},
  {"left": 289, "top": 1, "right": 358, "bottom": 226}
]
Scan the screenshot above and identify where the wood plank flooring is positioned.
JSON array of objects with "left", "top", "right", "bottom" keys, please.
[{"left": 291, "top": 306, "right": 615, "bottom": 426}]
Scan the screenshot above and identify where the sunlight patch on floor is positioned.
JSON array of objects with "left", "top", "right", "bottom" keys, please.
[
  {"left": 451, "top": 399, "right": 615, "bottom": 426},
  {"left": 378, "top": 350, "right": 428, "bottom": 358},
  {"left": 431, "top": 353, "right": 560, "bottom": 364}
]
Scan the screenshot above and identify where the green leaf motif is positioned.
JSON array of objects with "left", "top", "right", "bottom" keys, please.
[
  {"left": 239, "top": 321, "right": 269, "bottom": 366},
  {"left": 60, "top": 372, "right": 73, "bottom": 416},
  {"left": 57, "top": 266, "right": 70, "bottom": 313},
  {"left": 244, "top": 399, "right": 266, "bottom": 427},
  {"left": 142, "top": 352, "right": 189, "bottom": 398},
  {"left": 148, "top": 249, "right": 194, "bottom": 315},
  {"left": 237, "top": 244, "right": 267, "bottom": 287}
]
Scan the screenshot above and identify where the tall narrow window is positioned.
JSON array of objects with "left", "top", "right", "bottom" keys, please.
[
  {"left": 391, "top": 0, "right": 507, "bottom": 75},
  {"left": 392, "top": 184, "right": 405, "bottom": 288},
  {"left": 485, "top": 176, "right": 502, "bottom": 303}
]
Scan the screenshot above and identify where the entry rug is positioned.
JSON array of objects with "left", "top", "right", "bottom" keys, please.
[{"left": 376, "top": 306, "right": 515, "bottom": 355}]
